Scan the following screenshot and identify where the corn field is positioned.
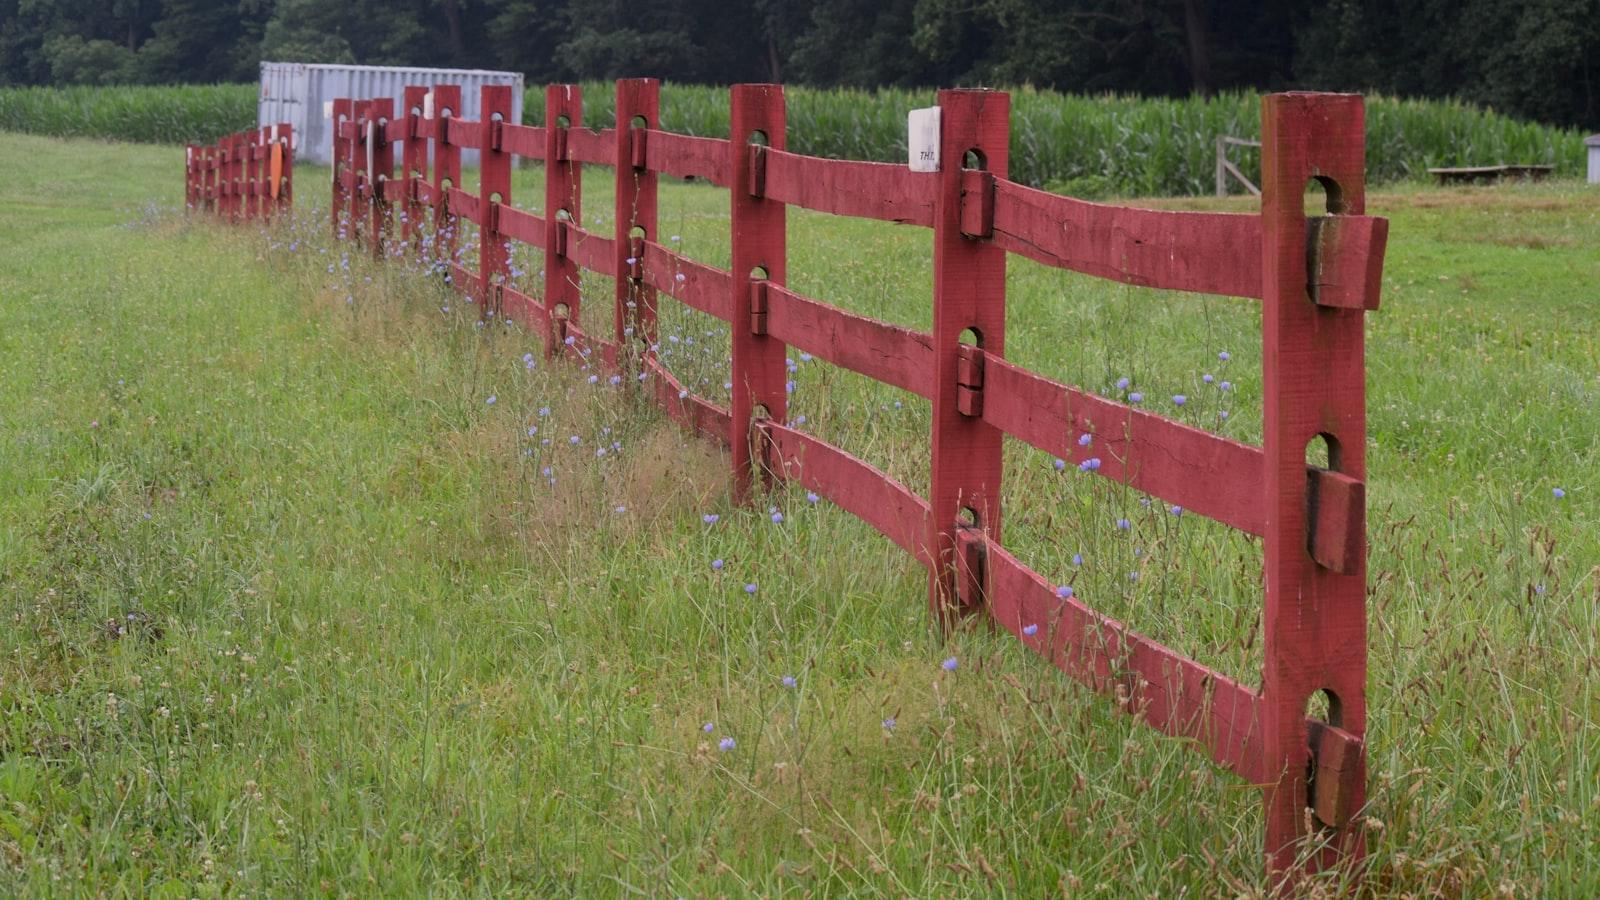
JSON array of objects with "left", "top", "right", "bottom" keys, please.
[{"left": 2, "top": 81, "right": 1584, "bottom": 196}]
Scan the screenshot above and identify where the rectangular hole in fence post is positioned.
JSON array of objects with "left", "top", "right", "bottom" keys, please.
[
  {"left": 479, "top": 85, "right": 513, "bottom": 318},
  {"left": 402, "top": 86, "right": 428, "bottom": 253},
  {"left": 332, "top": 99, "right": 352, "bottom": 239},
  {"left": 544, "top": 84, "right": 583, "bottom": 356},
  {"left": 1259, "top": 91, "right": 1374, "bottom": 886},
  {"left": 615, "top": 78, "right": 660, "bottom": 372},
  {"left": 729, "top": 84, "right": 787, "bottom": 502},
  {"left": 368, "top": 98, "right": 394, "bottom": 260},
  {"left": 431, "top": 85, "right": 462, "bottom": 270},
  {"left": 928, "top": 89, "right": 1009, "bottom": 627}
]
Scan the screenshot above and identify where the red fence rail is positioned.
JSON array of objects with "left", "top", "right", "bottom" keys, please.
[
  {"left": 307, "top": 78, "right": 1388, "bottom": 887},
  {"left": 186, "top": 125, "right": 294, "bottom": 221}
]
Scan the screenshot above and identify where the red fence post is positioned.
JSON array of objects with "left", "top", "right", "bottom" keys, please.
[
  {"left": 185, "top": 145, "right": 196, "bottom": 209},
  {"left": 198, "top": 146, "right": 211, "bottom": 214},
  {"left": 230, "top": 132, "right": 244, "bottom": 223},
  {"left": 1259, "top": 92, "right": 1371, "bottom": 884},
  {"left": 401, "top": 86, "right": 428, "bottom": 255},
  {"left": 368, "top": 98, "right": 395, "bottom": 260},
  {"left": 332, "top": 99, "right": 352, "bottom": 239},
  {"left": 729, "top": 84, "right": 788, "bottom": 502},
  {"left": 276, "top": 123, "right": 293, "bottom": 216},
  {"left": 431, "top": 85, "right": 462, "bottom": 270},
  {"left": 218, "top": 135, "right": 230, "bottom": 221},
  {"left": 246, "top": 129, "right": 261, "bottom": 221},
  {"left": 543, "top": 84, "right": 583, "bottom": 355},
  {"left": 352, "top": 100, "right": 373, "bottom": 248},
  {"left": 614, "top": 78, "right": 660, "bottom": 369},
  {"left": 927, "top": 89, "right": 1009, "bottom": 624},
  {"left": 479, "top": 85, "right": 513, "bottom": 317}
]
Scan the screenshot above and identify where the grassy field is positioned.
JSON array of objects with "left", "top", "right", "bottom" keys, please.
[
  {"left": 0, "top": 129, "right": 1596, "bottom": 896},
  {"left": 0, "top": 81, "right": 1587, "bottom": 195}
]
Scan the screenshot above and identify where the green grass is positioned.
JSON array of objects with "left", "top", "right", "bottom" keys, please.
[
  {"left": 1, "top": 130, "right": 1597, "bottom": 896},
  {"left": 1, "top": 81, "right": 1587, "bottom": 194}
]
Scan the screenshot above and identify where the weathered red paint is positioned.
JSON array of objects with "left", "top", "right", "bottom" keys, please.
[
  {"left": 565, "top": 126, "right": 617, "bottom": 166},
  {"left": 639, "top": 130, "right": 731, "bottom": 185},
  {"left": 430, "top": 85, "right": 462, "bottom": 269},
  {"left": 759, "top": 149, "right": 935, "bottom": 226},
  {"left": 478, "top": 85, "right": 513, "bottom": 316},
  {"left": 499, "top": 123, "right": 546, "bottom": 159},
  {"left": 639, "top": 241, "right": 732, "bottom": 321},
  {"left": 331, "top": 99, "right": 352, "bottom": 238},
  {"left": 1259, "top": 92, "right": 1371, "bottom": 882},
  {"left": 615, "top": 78, "right": 660, "bottom": 366},
  {"left": 367, "top": 98, "right": 395, "bottom": 260},
  {"left": 544, "top": 84, "right": 583, "bottom": 355},
  {"left": 728, "top": 84, "right": 788, "bottom": 502},
  {"left": 759, "top": 421, "right": 931, "bottom": 557},
  {"left": 312, "top": 82, "right": 1385, "bottom": 890},
  {"left": 763, "top": 283, "right": 933, "bottom": 399},
  {"left": 401, "top": 86, "right": 428, "bottom": 250},
  {"left": 928, "top": 89, "right": 1009, "bottom": 622}
]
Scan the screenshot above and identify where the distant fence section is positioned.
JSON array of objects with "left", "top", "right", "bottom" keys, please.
[
  {"left": 186, "top": 124, "right": 293, "bottom": 220},
  {"left": 1216, "top": 134, "right": 1262, "bottom": 196},
  {"left": 193, "top": 79, "right": 1390, "bottom": 889}
]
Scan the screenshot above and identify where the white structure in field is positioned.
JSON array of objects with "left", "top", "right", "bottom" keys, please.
[
  {"left": 1587, "top": 134, "right": 1600, "bottom": 184},
  {"left": 258, "top": 62, "right": 524, "bottom": 167}
]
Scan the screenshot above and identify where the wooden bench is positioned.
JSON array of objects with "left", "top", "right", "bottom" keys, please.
[{"left": 1428, "top": 164, "right": 1553, "bottom": 185}]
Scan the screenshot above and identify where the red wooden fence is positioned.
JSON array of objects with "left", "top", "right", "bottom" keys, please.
[
  {"left": 318, "top": 79, "right": 1389, "bottom": 887},
  {"left": 186, "top": 125, "right": 293, "bottom": 221}
]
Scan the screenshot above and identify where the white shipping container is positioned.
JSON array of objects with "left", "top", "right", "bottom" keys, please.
[{"left": 259, "top": 61, "right": 524, "bottom": 167}]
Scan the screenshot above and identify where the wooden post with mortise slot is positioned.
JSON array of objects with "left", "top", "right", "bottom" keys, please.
[
  {"left": 614, "top": 78, "right": 660, "bottom": 372},
  {"left": 478, "top": 85, "right": 513, "bottom": 317},
  {"left": 367, "top": 98, "right": 394, "bottom": 259},
  {"left": 928, "top": 89, "right": 1009, "bottom": 627},
  {"left": 430, "top": 85, "right": 462, "bottom": 271},
  {"left": 543, "top": 84, "right": 582, "bottom": 355},
  {"left": 729, "top": 84, "right": 788, "bottom": 503},
  {"left": 402, "top": 86, "right": 427, "bottom": 252},
  {"left": 1259, "top": 91, "right": 1373, "bottom": 885},
  {"left": 332, "top": 99, "right": 352, "bottom": 239}
]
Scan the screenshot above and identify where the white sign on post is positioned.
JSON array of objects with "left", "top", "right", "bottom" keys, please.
[
  {"left": 423, "top": 91, "right": 435, "bottom": 120},
  {"left": 908, "top": 106, "right": 941, "bottom": 172},
  {"left": 323, "top": 100, "right": 334, "bottom": 120}
]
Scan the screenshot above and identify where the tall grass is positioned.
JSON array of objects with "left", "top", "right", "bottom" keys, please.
[{"left": 1, "top": 81, "right": 1585, "bottom": 195}]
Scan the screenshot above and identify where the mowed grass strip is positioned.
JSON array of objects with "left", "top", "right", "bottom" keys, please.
[{"left": 0, "top": 131, "right": 1596, "bottom": 896}]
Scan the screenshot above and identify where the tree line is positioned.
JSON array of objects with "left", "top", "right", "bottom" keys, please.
[{"left": 2, "top": 0, "right": 1595, "bottom": 130}]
